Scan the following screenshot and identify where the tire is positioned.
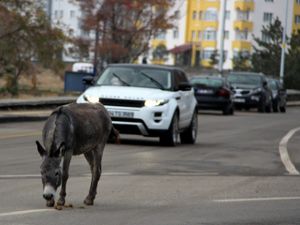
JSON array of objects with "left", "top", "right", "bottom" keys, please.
[
  {"left": 160, "top": 112, "right": 179, "bottom": 146},
  {"left": 222, "top": 103, "right": 234, "bottom": 115},
  {"left": 280, "top": 106, "right": 286, "bottom": 113},
  {"left": 272, "top": 100, "right": 279, "bottom": 112},
  {"left": 258, "top": 97, "right": 266, "bottom": 113},
  {"left": 265, "top": 101, "right": 272, "bottom": 113},
  {"left": 180, "top": 111, "right": 198, "bottom": 144}
]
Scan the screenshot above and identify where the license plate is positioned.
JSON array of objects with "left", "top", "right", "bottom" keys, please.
[
  {"left": 197, "top": 89, "right": 213, "bottom": 94},
  {"left": 108, "top": 110, "right": 134, "bottom": 118},
  {"left": 234, "top": 98, "right": 245, "bottom": 103}
]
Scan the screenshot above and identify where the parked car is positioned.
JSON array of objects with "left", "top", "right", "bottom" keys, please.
[
  {"left": 77, "top": 64, "right": 198, "bottom": 146},
  {"left": 267, "top": 78, "right": 287, "bottom": 113},
  {"left": 190, "top": 75, "right": 234, "bottom": 115},
  {"left": 226, "top": 72, "right": 272, "bottom": 112}
]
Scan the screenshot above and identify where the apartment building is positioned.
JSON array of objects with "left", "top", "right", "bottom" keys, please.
[{"left": 44, "top": 0, "right": 299, "bottom": 69}]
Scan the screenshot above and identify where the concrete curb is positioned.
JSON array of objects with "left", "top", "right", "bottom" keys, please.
[{"left": 0, "top": 96, "right": 299, "bottom": 123}]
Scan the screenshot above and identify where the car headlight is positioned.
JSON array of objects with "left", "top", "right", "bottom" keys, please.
[
  {"left": 144, "top": 99, "right": 169, "bottom": 107},
  {"left": 251, "top": 88, "right": 262, "bottom": 95},
  {"left": 83, "top": 95, "right": 99, "bottom": 103}
]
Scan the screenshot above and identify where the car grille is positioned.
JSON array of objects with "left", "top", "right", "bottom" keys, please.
[
  {"left": 241, "top": 90, "right": 250, "bottom": 95},
  {"left": 99, "top": 98, "right": 145, "bottom": 108}
]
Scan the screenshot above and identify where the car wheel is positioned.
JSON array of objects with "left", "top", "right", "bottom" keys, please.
[
  {"left": 273, "top": 100, "right": 279, "bottom": 112},
  {"left": 222, "top": 104, "right": 234, "bottom": 115},
  {"left": 180, "top": 110, "right": 198, "bottom": 144},
  {"left": 280, "top": 106, "right": 286, "bottom": 113},
  {"left": 258, "top": 98, "right": 266, "bottom": 113},
  {"left": 265, "top": 101, "right": 272, "bottom": 113},
  {"left": 160, "top": 112, "right": 179, "bottom": 146}
]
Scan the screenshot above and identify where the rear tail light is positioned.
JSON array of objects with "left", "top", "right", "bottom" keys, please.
[{"left": 217, "top": 88, "right": 230, "bottom": 98}]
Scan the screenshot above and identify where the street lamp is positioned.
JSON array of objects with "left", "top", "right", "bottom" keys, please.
[{"left": 280, "top": 0, "right": 289, "bottom": 83}]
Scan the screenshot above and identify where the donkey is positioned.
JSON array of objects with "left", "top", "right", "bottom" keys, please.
[{"left": 36, "top": 102, "right": 118, "bottom": 207}]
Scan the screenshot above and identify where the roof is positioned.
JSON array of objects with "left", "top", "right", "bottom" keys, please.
[
  {"left": 168, "top": 44, "right": 193, "bottom": 54},
  {"left": 227, "top": 71, "right": 265, "bottom": 77},
  {"left": 107, "top": 63, "right": 185, "bottom": 72}
]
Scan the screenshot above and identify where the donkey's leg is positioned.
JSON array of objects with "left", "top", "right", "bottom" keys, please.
[
  {"left": 57, "top": 151, "right": 72, "bottom": 206},
  {"left": 84, "top": 144, "right": 104, "bottom": 205}
]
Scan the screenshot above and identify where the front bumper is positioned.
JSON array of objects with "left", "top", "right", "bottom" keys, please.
[
  {"left": 233, "top": 94, "right": 261, "bottom": 107},
  {"left": 105, "top": 104, "right": 174, "bottom": 136}
]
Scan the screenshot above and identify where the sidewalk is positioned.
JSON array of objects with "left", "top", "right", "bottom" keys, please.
[{"left": 0, "top": 96, "right": 299, "bottom": 123}]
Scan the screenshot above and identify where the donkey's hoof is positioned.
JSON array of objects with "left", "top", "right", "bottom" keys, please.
[
  {"left": 57, "top": 198, "right": 65, "bottom": 206},
  {"left": 46, "top": 199, "right": 55, "bottom": 207},
  {"left": 84, "top": 197, "right": 94, "bottom": 205}
]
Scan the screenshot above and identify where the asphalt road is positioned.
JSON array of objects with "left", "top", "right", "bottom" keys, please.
[{"left": 0, "top": 108, "right": 300, "bottom": 225}]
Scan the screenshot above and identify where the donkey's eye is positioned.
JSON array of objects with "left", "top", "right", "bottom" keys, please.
[{"left": 55, "top": 171, "right": 59, "bottom": 177}]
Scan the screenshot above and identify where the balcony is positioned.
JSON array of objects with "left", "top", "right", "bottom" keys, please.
[
  {"left": 232, "top": 40, "right": 252, "bottom": 50},
  {"left": 234, "top": 21, "right": 253, "bottom": 31},
  {"left": 235, "top": 0, "right": 254, "bottom": 11},
  {"left": 201, "top": 40, "right": 217, "bottom": 48}
]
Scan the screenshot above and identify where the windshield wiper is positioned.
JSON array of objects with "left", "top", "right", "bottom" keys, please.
[
  {"left": 112, "top": 73, "right": 130, "bottom": 86},
  {"left": 140, "top": 71, "right": 165, "bottom": 90}
]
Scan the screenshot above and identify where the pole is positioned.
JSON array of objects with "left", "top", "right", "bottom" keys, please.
[
  {"left": 280, "top": 0, "right": 289, "bottom": 83},
  {"left": 218, "top": 0, "right": 227, "bottom": 74}
]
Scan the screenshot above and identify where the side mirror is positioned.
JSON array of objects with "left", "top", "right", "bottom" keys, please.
[
  {"left": 178, "top": 82, "right": 192, "bottom": 91},
  {"left": 82, "top": 75, "right": 94, "bottom": 86}
]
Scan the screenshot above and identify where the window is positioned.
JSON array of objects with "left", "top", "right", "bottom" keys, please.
[
  {"left": 70, "top": 10, "right": 75, "bottom": 18},
  {"left": 225, "top": 11, "right": 230, "bottom": 20},
  {"left": 173, "top": 28, "right": 179, "bottom": 39},
  {"left": 198, "top": 31, "right": 202, "bottom": 41},
  {"left": 192, "top": 11, "right": 197, "bottom": 20},
  {"left": 295, "top": 15, "right": 300, "bottom": 24},
  {"left": 297, "top": 0, "right": 300, "bottom": 5},
  {"left": 263, "top": 12, "right": 273, "bottom": 23},
  {"left": 192, "top": 31, "right": 196, "bottom": 40},
  {"left": 174, "top": 10, "right": 180, "bottom": 19},
  {"left": 204, "top": 10, "right": 218, "bottom": 21},
  {"left": 235, "top": 30, "right": 248, "bottom": 40},
  {"left": 265, "top": 0, "right": 274, "bottom": 2},
  {"left": 202, "top": 49, "right": 215, "bottom": 60},
  {"left": 262, "top": 31, "right": 271, "bottom": 43},
  {"left": 199, "top": 11, "right": 203, "bottom": 20},
  {"left": 224, "top": 31, "right": 229, "bottom": 40},
  {"left": 203, "top": 30, "right": 216, "bottom": 40},
  {"left": 155, "top": 32, "right": 166, "bottom": 40},
  {"left": 233, "top": 50, "right": 250, "bottom": 59},
  {"left": 237, "top": 10, "right": 250, "bottom": 21}
]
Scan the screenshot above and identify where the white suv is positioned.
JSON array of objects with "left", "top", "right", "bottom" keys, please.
[{"left": 77, "top": 64, "right": 198, "bottom": 146}]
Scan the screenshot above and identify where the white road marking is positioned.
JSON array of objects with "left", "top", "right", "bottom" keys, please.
[
  {"left": 214, "top": 196, "right": 300, "bottom": 203},
  {"left": 0, "top": 209, "right": 53, "bottom": 217},
  {"left": 279, "top": 127, "right": 300, "bottom": 175}
]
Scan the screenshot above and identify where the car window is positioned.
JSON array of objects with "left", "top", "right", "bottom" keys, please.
[
  {"left": 227, "top": 74, "right": 262, "bottom": 86},
  {"left": 268, "top": 79, "right": 278, "bottom": 90},
  {"left": 95, "top": 67, "right": 172, "bottom": 90},
  {"left": 190, "top": 77, "right": 223, "bottom": 88},
  {"left": 174, "top": 70, "right": 188, "bottom": 90}
]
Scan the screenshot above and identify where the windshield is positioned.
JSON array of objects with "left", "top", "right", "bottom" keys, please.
[
  {"left": 96, "top": 67, "right": 171, "bottom": 90},
  {"left": 190, "top": 77, "right": 223, "bottom": 88},
  {"left": 227, "top": 74, "right": 261, "bottom": 86},
  {"left": 268, "top": 79, "right": 278, "bottom": 90}
]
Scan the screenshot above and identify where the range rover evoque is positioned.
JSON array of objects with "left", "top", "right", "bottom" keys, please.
[{"left": 77, "top": 64, "right": 198, "bottom": 146}]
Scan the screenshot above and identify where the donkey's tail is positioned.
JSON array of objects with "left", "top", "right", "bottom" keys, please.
[{"left": 108, "top": 126, "right": 120, "bottom": 144}]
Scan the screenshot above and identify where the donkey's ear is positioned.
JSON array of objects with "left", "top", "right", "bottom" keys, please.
[
  {"left": 36, "top": 141, "right": 46, "bottom": 157},
  {"left": 53, "top": 142, "right": 65, "bottom": 158}
]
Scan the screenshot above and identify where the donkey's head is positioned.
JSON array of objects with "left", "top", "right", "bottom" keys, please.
[{"left": 36, "top": 141, "right": 64, "bottom": 203}]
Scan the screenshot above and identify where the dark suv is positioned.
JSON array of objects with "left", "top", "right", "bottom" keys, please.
[
  {"left": 226, "top": 72, "right": 272, "bottom": 112},
  {"left": 267, "top": 78, "right": 287, "bottom": 113}
]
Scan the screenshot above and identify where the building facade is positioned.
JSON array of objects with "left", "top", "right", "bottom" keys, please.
[{"left": 44, "top": 0, "right": 300, "bottom": 69}]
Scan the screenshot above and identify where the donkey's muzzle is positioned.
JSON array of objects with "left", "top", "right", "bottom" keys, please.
[{"left": 43, "top": 193, "right": 54, "bottom": 200}]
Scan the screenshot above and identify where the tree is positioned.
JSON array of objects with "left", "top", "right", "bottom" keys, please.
[
  {"left": 251, "top": 17, "right": 285, "bottom": 77},
  {"left": 76, "top": 0, "right": 175, "bottom": 73},
  {"left": 285, "top": 30, "right": 300, "bottom": 89},
  {"left": 0, "top": 1, "right": 66, "bottom": 95},
  {"left": 232, "top": 52, "right": 251, "bottom": 71}
]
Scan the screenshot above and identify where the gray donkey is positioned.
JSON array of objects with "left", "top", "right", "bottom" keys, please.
[{"left": 36, "top": 102, "right": 118, "bottom": 207}]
